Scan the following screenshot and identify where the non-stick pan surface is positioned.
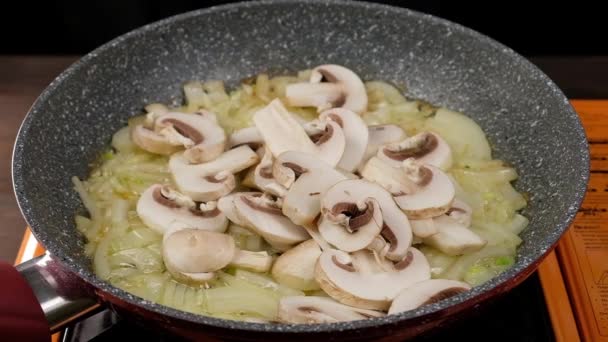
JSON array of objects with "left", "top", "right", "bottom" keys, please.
[{"left": 12, "top": 1, "right": 588, "bottom": 340}]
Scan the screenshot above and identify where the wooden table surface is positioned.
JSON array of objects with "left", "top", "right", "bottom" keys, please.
[{"left": 1, "top": 55, "right": 607, "bottom": 262}]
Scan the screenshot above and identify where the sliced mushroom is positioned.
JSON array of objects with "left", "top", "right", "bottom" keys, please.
[
  {"left": 378, "top": 132, "right": 453, "bottom": 170},
  {"left": 253, "top": 147, "right": 288, "bottom": 197},
  {"left": 319, "top": 179, "right": 412, "bottom": 261},
  {"left": 217, "top": 192, "right": 260, "bottom": 227},
  {"left": 232, "top": 193, "right": 310, "bottom": 250},
  {"left": 131, "top": 125, "right": 183, "bottom": 155},
  {"left": 286, "top": 64, "right": 368, "bottom": 114},
  {"left": 393, "top": 159, "right": 455, "bottom": 219},
  {"left": 253, "top": 99, "right": 345, "bottom": 166},
  {"left": 272, "top": 239, "right": 322, "bottom": 291},
  {"left": 361, "top": 124, "right": 406, "bottom": 168},
  {"left": 315, "top": 248, "right": 431, "bottom": 310},
  {"left": 423, "top": 215, "right": 486, "bottom": 256},
  {"left": 136, "top": 184, "right": 227, "bottom": 234},
  {"left": 318, "top": 198, "right": 383, "bottom": 252},
  {"left": 318, "top": 108, "right": 369, "bottom": 172},
  {"left": 272, "top": 151, "right": 348, "bottom": 226},
  {"left": 228, "top": 126, "right": 263, "bottom": 149},
  {"left": 278, "top": 296, "right": 384, "bottom": 324},
  {"left": 360, "top": 157, "right": 416, "bottom": 196},
  {"left": 302, "top": 119, "right": 346, "bottom": 167},
  {"left": 162, "top": 229, "right": 273, "bottom": 283},
  {"left": 446, "top": 198, "right": 473, "bottom": 227},
  {"left": 409, "top": 219, "right": 438, "bottom": 238},
  {"left": 388, "top": 279, "right": 471, "bottom": 314},
  {"left": 132, "top": 111, "right": 226, "bottom": 163},
  {"left": 169, "top": 145, "right": 259, "bottom": 201}
]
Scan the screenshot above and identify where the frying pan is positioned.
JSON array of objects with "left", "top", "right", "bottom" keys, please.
[{"left": 8, "top": 1, "right": 589, "bottom": 340}]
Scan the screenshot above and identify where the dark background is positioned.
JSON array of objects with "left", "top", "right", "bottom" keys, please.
[{"left": 1, "top": 0, "right": 606, "bottom": 56}]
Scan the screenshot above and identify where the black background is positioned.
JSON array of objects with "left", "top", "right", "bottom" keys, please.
[{"left": 1, "top": 0, "right": 606, "bottom": 56}]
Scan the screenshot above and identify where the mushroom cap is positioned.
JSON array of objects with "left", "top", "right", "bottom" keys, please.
[
  {"left": 319, "top": 108, "right": 369, "bottom": 172},
  {"left": 314, "top": 248, "right": 431, "bottom": 310},
  {"left": 233, "top": 193, "right": 310, "bottom": 247},
  {"left": 378, "top": 132, "right": 453, "bottom": 171},
  {"left": 169, "top": 145, "right": 259, "bottom": 201},
  {"left": 393, "top": 160, "right": 455, "bottom": 219},
  {"left": 273, "top": 151, "right": 348, "bottom": 226},
  {"left": 272, "top": 239, "right": 322, "bottom": 291},
  {"left": 278, "top": 296, "right": 384, "bottom": 324},
  {"left": 162, "top": 229, "right": 235, "bottom": 283},
  {"left": 388, "top": 279, "right": 471, "bottom": 314},
  {"left": 318, "top": 198, "right": 383, "bottom": 252},
  {"left": 136, "top": 184, "right": 228, "bottom": 234},
  {"left": 320, "top": 179, "right": 412, "bottom": 261},
  {"left": 423, "top": 215, "right": 486, "bottom": 256},
  {"left": 361, "top": 125, "right": 406, "bottom": 167}
]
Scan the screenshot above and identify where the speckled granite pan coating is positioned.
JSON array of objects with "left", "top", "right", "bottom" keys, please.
[{"left": 12, "top": 0, "right": 588, "bottom": 338}]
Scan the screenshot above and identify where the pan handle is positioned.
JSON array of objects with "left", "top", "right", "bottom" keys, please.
[{"left": 15, "top": 253, "right": 103, "bottom": 333}]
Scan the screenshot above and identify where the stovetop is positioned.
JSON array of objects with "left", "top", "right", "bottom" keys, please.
[{"left": 61, "top": 273, "right": 554, "bottom": 341}]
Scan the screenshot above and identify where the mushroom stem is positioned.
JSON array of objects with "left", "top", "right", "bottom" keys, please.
[{"left": 230, "top": 250, "right": 273, "bottom": 273}]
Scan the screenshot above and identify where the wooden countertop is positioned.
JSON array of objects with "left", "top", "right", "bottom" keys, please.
[{"left": 1, "top": 55, "right": 607, "bottom": 261}]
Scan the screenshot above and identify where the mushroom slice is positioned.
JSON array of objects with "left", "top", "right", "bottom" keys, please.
[
  {"left": 315, "top": 248, "right": 431, "bottom": 310},
  {"left": 319, "top": 108, "right": 369, "bottom": 172},
  {"left": 131, "top": 125, "right": 183, "bottom": 155},
  {"left": 378, "top": 132, "right": 453, "bottom": 170},
  {"left": 286, "top": 64, "right": 368, "bottom": 114},
  {"left": 320, "top": 179, "right": 412, "bottom": 261},
  {"left": 228, "top": 126, "right": 263, "bottom": 149},
  {"left": 253, "top": 147, "right": 288, "bottom": 197},
  {"left": 361, "top": 125, "right": 406, "bottom": 168},
  {"left": 278, "top": 296, "right": 384, "bottom": 324},
  {"left": 272, "top": 239, "right": 322, "bottom": 291},
  {"left": 303, "top": 119, "right": 346, "bottom": 167},
  {"left": 446, "top": 198, "right": 473, "bottom": 227},
  {"left": 133, "top": 111, "right": 226, "bottom": 163},
  {"left": 360, "top": 157, "right": 416, "bottom": 196},
  {"left": 253, "top": 99, "right": 317, "bottom": 157},
  {"left": 217, "top": 192, "right": 260, "bottom": 227},
  {"left": 163, "top": 229, "right": 273, "bottom": 283},
  {"left": 423, "top": 215, "right": 486, "bottom": 256},
  {"left": 136, "top": 184, "right": 227, "bottom": 234},
  {"left": 393, "top": 159, "right": 455, "bottom": 219},
  {"left": 409, "top": 219, "right": 438, "bottom": 238},
  {"left": 273, "top": 151, "right": 348, "bottom": 226},
  {"left": 169, "top": 145, "right": 259, "bottom": 201},
  {"left": 388, "top": 279, "right": 471, "bottom": 314},
  {"left": 318, "top": 198, "right": 383, "bottom": 252},
  {"left": 233, "top": 193, "right": 310, "bottom": 249},
  {"left": 253, "top": 99, "right": 345, "bottom": 166}
]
